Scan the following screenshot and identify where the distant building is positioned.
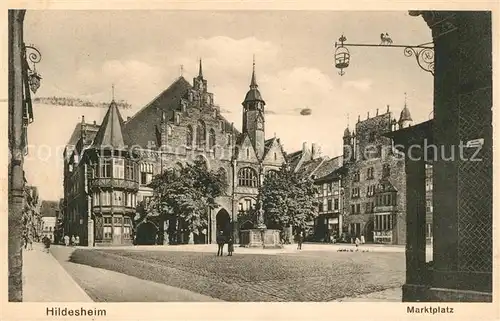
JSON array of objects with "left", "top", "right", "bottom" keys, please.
[
  {"left": 40, "top": 200, "right": 59, "bottom": 242},
  {"left": 63, "top": 60, "right": 287, "bottom": 246},
  {"left": 41, "top": 217, "right": 56, "bottom": 242},
  {"left": 425, "top": 163, "right": 433, "bottom": 243},
  {"left": 341, "top": 102, "right": 413, "bottom": 245}
]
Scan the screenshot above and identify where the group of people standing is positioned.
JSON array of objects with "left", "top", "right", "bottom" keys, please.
[
  {"left": 216, "top": 231, "right": 234, "bottom": 256},
  {"left": 63, "top": 234, "right": 80, "bottom": 247}
]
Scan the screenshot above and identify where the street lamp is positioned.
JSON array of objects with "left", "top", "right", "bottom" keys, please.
[{"left": 334, "top": 34, "right": 434, "bottom": 76}]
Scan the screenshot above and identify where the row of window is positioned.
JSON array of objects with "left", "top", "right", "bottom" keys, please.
[
  {"left": 318, "top": 198, "right": 340, "bottom": 213},
  {"left": 351, "top": 164, "right": 391, "bottom": 182},
  {"left": 92, "top": 158, "right": 138, "bottom": 181},
  {"left": 102, "top": 226, "right": 132, "bottom": 239},
  {"left": 321, "top": 182, "right": 340, "bottom": 196},
  {"left": 185, "top": 120, "right": 217, "bottom": 149},
  {"left": 376, "top": 193, "right": 397, "bottom": 207},
  {"left": 375, "top": 214, "right": 394, "bottom": 231},
  {"left": 92, "top": 191, "right": 138, "bottom": 207}
]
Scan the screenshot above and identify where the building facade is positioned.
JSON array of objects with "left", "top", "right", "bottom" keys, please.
[
  {"left": 341, "top": 103, "right": 412, "bottom": 245},
  {"left": 63, "top": 61, "right": 287, "bottom": 246}
]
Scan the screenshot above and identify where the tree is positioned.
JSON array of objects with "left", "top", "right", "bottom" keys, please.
[
  {"left": 148, "top": 159, "right": 228, "bottom": 244},
  {"left": 261, "top": 164, "right": 319, "bottom": 234}
]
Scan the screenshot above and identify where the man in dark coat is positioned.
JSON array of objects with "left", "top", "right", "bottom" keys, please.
[{"left": 216, "top": 231, "right": 226, "bottom": 256}]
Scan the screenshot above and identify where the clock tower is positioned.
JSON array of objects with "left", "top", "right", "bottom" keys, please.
[{"left": 242, "top": 58, "right": 266, "bottom": 159}]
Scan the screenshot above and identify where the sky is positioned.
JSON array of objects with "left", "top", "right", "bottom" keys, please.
[{"left": 22, "top": 10, "right": 433, "bottom": 201}]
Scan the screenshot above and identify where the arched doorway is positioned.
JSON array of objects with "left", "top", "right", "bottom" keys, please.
[
  {"left": 216, "top": 209, "right": 231, "bottom": 237},
  {"left": 364, "top": 220, "right": 374, "bottom": 243},
  {"left": 135, "top": 221, "right": 158, "bottom": 245}
]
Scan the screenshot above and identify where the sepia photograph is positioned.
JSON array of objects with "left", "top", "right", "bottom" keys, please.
[{"left": 5, "top": 6, "right": 495, "bottom": 318}]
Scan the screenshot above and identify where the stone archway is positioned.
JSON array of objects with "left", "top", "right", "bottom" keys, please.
[
  {"left": 135, "top": 221, "right": 158, "bottom": 245},
  {"left": 216, "top": 208, "right": 231, "bottom": 237},
  {"left": 364, "top": 220, "right": 374, "bottom": 243}
]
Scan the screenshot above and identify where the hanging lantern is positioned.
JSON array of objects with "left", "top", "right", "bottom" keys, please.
[
  {"left": 334, "top": 35, "right": 350, "bottom": 76},
  {"left": 28, "top": 70, "right": 42, "bottom": 94}
]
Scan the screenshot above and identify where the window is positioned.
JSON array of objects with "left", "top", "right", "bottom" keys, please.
[
  {"left": 426, "top": 200, "right": 433, "bottom": 213},
  {"left": 353, "top": 171, "right": 360, "bottom": 182},
  {"left": 356, "top": 204, "right": 360, "bottom": 214},
  {"left": 227, "top": 134, "right": 232, "bottom": 146},
  {"left": 100, "top": 158, "right": 112, "bottom": 178},
  {"left": 125, "top": 159, "right": 135, "bottom": 180},
  {"left": 426, "top": 179, "right": 433, "bottom": 191},
  {"left": 140, "top": 163, "right": 154, "bottom": 185},
  {"left": 327, "top": 199, "right": 332, "bottom": 211},
  {"left": 114, "top": 216, "right": 122, "bottom": 224},
  {"left": 167, "top": 125, "right": 172, "bottom": 135},
  {"left": 369, "top": 132, "right": 376, "bottom": 143},
  {"left": 103, "top": 226, "right": 112, "bottom": 239},
  {"left": 209, "top": 128, "right": 216, "bottom": 149},
  {"left": 351, "top": 204, "right": 355, "bottom": 214},
  {"left": 382, "top": 164, "right": 390, "bottom": 178},
  {"left": 186, "top": 125, "right": 193, "bottom": 147},
  {"left": 375, "top": 214, "right": 394, "bottom": 231},
  {"left": 196, "top": 120, "right": 206, "bottom": 147},
  {"left": 274, "top": 152, "right": 277, "bottom": 161},
  {"left": 124, "top": 217, "right": 131, "bottom": 226},
  {"left": 113, "top": 191, "right": 123, "bottom": 206},
  {"left": 238, "top": 197, "right": 256, "bottom": 213},
  {"left": 238, "top": 167, "right": 258, "bottom": 187},
  {"left": 266, "top": 169, "right": 278, "bottom": 179},
  {"left": 246, "top": 148, "right": 250, "bottom": 158},
  {"left": 104, "top": 216, "right": 112, "bottom": 225},
  {"left": 319, "top": 203, "right": 324, "bottom": 212},
  {"left": 123, "top": 226, "right": 131, "bottom": 239},
  {"left": 93, "top": 192, "right": 100, "bottom": 206},
  {"left": 351, "top": 187, "right": 360, "bottom": 198},
  {"left": 327, "top": 184, "right": 332, "bottom": 194},
  {"left": 367, "top": 167, "right": 374, "bottom": 179},
  {"left": 113, "top": 158, "right": 125, "bottom": 179},
  {"left": 367, "top": 185, "right": 375, "bottom": 197},
  {"left": 334, "top": 198, "right": 339, "bottom": 210},
  {"left": 101, "top": 192, "right": 111, "bottom": 206}
]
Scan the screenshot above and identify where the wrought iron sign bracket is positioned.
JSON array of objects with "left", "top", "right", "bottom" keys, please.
[{"left": 334, "top": 35, "right": 434, "bottom": 76}]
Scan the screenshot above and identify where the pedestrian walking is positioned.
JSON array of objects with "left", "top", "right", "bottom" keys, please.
[
  {"left": 71, "top": 235, "right": 76, "bottom": 246},
  {"left": 355, "top": 237, "right": 361, "bottom": 251},
  {"left": 42, "top": 236, "right": 51, "bottom": 253},
  {"left": 64, "top": 235, "right": 70, "bottom": 246},
  {"left": 227, "top": 236, "right": 234, "bottom": 256},
  {"left": 75, "top": 235, "right": 80, "bottom": 246},
  {"left": 216, "top": 231, "right": 225, "bottom": 256},
  {"left": 360, "top": 235, "right": 365, "bottom": 244}
]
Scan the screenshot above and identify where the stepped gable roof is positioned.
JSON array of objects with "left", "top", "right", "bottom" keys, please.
[
  {"left": 124, "top": 76, "right": 238, "bottom": 148},
  {"left": 313, "top": 155, "right": 343, "bottom": 180},
  {"left": 92, "top": 100, "right": 130, "bottom": 149},
  {"left": 66, "top": 122, "right": 100, "bottom": 146}
]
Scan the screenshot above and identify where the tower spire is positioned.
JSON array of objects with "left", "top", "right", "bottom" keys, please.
[
  {"left": 198, "top": 58, "right": 203, "bottom": 78},
  {"left": 250, "top": 54, "right": 258, "bottom": 89},
  {"left": 404, "top": 92, "right": 407, "bottom": 107}
]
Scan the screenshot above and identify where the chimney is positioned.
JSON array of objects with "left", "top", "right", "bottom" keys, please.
[
  {"left": 311, "top": 143, "right": 317, "bottom": 159},
  {"left": 302, "top": 141, "right": 308, "bottom": 154},
  {"left": 93, "top": 120, "right": 96, "bottom": 125},
  {"left": 387, "top": 104, "right": 390, "bottom": 112},
  {"left": 81, "top": 115, "right": 85, "bottom": 124},
  {"left": 376, "top": 108, "right": 379, "bottom": 116},
  {"left": 367, "top": 111, "right": 370, "bottom": 119}
]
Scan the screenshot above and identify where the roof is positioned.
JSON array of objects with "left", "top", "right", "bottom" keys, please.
[
  {"left": 92, "top": 100, "right": 130, "bottom": 149},
  {"left": 243, "top": 61, "right": 265, "bottom": 104},
  {"left": 124, "top": 76, "right": 238, "bottom": 148},
  {"left": 40, "top": 200, "right": 59, "bottom": 217},
  {"left": 285, "top": 150, "right": 304, "bottom": 171},
  {"left": 314, "top": 167, "right": 345, "bottom": 183},
  {"left": 67, "top": 123, "right": 100, "bottom": 146},
  {"left": 263, "top": 137, "right": 286, "bottom": 160},
  {"left": 399, "top": 105, "right": 413, "bottom": 122},
  {"left": 343, "top": 127, "right": 351, "bottom": 137},
  {"left": 313, "top": 155, "right": 343, "bottom": 180},
  {"left": 295, "top": 157, "right": 325, "bottom": 179}
]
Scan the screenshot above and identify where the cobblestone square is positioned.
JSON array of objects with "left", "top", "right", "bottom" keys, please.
[{"left": 64, "top": 248, "right": 404, "bottom": 302}]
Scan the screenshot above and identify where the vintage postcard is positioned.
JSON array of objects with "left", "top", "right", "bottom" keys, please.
[{"left": 2, "top": 1, "right": 498, "bottom": 320}]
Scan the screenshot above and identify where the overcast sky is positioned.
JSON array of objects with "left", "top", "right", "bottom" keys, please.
[{"left": 23, "top": 10, "right": 433, "bottom": 201}]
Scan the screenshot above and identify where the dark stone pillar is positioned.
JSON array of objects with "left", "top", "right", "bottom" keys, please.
[
  {"left": 421, "top": 11, "right": 492, "bottom": 296},
  {"left": 404, "top": 147, "right": 427, "bottom": 289},
  {"left": 8, "top": 9, "right": 26, "bottom": 302}
]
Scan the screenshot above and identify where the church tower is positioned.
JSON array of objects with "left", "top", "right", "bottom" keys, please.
[
  {"left": 398, "top": 93, "right": 413, "bottom": 129},
  {"left": 242, "top": 57, "right": 266, "bottom": 159}
]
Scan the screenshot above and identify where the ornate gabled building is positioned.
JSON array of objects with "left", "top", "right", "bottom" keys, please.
[
  {"left": 63, "top": 60, "right": 287, "bottom": 246},
  {"left": 341, "top": 102, "right": 413, "bottom": 245}
]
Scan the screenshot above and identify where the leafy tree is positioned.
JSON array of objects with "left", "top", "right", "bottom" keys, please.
[
  {"left": 148, "top": 159, "right": 228, "bottom": 244},
  {"left": 261, "top": 164, "right": 319, "bottom": 233}
]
